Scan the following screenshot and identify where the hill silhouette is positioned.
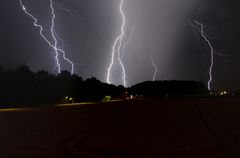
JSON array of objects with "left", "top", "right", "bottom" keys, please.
[
  {"left": 130, "top": 81, "right": 208, "bottom": 97},
  {"left": 0, "top": 65, "right": 215, "bottom": 106}
]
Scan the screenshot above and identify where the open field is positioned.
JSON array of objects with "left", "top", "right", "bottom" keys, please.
[{"left": 0, "top": 98, "right": 240, "bottom": 157}]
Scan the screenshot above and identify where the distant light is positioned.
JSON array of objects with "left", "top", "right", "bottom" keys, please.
[{"left": 103, "top": 96, "right": 111, "bottom": 102}]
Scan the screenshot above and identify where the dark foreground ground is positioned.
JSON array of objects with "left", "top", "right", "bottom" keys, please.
[{"left": 0, "top": 98, "right": 240, "bottom": 158}]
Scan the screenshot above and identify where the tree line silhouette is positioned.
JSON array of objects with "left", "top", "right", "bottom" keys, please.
[
  {"left": 0, "top": 65, "right": 218, "bottom": 107},
  {"left": 0, "top": 65, "right": 123, "bottom": 106},
  {"left": 130, "top": 81, "right": 209, "bottom": 97}
]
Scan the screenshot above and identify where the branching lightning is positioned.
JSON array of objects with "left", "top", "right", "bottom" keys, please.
[
  {"left": 19, "top": 0, "right": 74, "bottom": 75},
  {"left": 150, "top": 54, "right": 158, "bottom": 81},
  {"left": 189, "top": 20, "right": 214, "bottom": 91},
  {"left": 107, "top": 0, "right": 127, "bottom": 87},
  {"left": 50, "top": 0, "right": 75, "bottom": 75},
  {"left": 117, "top": 0, "right": 127, "bottom": 87}
]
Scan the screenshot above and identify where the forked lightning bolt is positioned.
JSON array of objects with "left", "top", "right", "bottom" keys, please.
[
  {"left": 189, "top": 20, "right": 214, "bottom": 91},
  {"left": 151, "top": 54, "right": 158, "bottom": 81},
  {"left": 19, "top": 0, "right": 74, "bottom": 74},
  {"left": 107, "top": 0, "right": 127, "bottom": 87},
  {"left": 49, "top": 0, "right": 74, "bottom": 75},
  {"left": 117, "top": 0, "right": 127, "bottom": 87}
]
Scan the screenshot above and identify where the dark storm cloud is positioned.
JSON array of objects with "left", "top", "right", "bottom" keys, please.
[{"left": 0, "top": 0, "right": 240, "bottom": 89}]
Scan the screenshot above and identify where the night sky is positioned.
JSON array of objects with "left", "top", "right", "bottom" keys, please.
[{"left": 0, "top": 0, "right": 240, "bottom": 90}]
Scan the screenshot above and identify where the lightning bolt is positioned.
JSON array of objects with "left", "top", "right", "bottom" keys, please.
[
  {"left": 107, "top": 0, "right": 127, "bottom": 87},
  {"left": 150, "top": 54, "right": 158, "bottom": 81},
  {"left": 19, "top": 0, "right": 74, "bottom": 75},
  {"left": 50, "top": 0, "right": 75, "bottom": 75},
  {"left": 189, "top": 20, "right": 214, "bottom": 91}
]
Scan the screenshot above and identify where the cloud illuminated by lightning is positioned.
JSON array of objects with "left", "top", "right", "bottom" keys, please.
[
  {"left": 107, "top": 0, "right": 127, "bottom": 87},
  {"left": 53, "top": 1, "right": 81, "bottom": 20},
  {"left": 189, "top": 20, "right": 214, "bottom": 90},
  {"left": 19, "top": 0, "right": 74, "bottom": 75},
  {"left": 150, "top": 54, "right": 158, "bottom": 81},
  {"left": 121, "top": 26, "right": 135, "bottom": 59}
]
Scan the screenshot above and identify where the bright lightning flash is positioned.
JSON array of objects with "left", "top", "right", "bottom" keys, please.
[
  {"left": 107, "top": 0, "right": 127, "bottom": 87},
  {"left": 189, "top": 20, "right": 214, "bottom": 91},
  {"left": 19, "top": 0, "right": 74, "bottom": 75},
  {"left": 150, "top": 54, "right": 158, "bottom": 81},
  {"left": 49, "top": 0, "right": 74, "bottom": 75}
]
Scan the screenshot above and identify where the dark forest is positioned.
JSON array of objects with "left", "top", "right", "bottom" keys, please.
[{"left": 0, "top": 65, "right": 236, "bottom": 107}]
